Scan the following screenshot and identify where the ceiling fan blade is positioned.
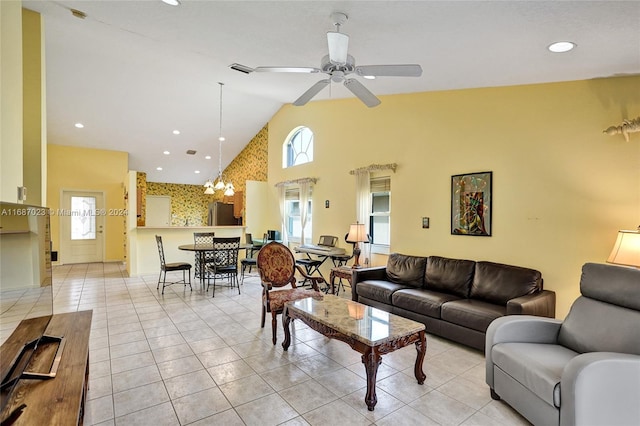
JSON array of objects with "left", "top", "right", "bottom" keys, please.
[
  {"left": 343, "top": 78, "right": 381, "bottom": 108},
  {"left": 327, "top": 32, "right": 349, "bottom": 65},
  {"left": 293, "top": 79, "right": 330, "bottom": 106},
  {"left": 355, "top": 64, "right": 423, "bottom": 77},
  {"left": 254, "top": 66, "right": 320, "bottom": 73}
]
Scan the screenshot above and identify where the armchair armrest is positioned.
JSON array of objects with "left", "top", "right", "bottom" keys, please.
[
  {"left": 351, "top": 266, "right": 387, "bottom": 301},
  {"left": 486, "top": 315, "right": 562, "bottom": 388},
  {"left": 561, "top": 352, "right": 640, "bottom": 426},
  {"left": 507, "top": 290, "right": 556, "bottom": 317}
]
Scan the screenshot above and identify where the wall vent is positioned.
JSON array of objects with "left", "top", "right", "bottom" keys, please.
[{"left": 229, "top": 63, "right": 254, "bottom": 74}]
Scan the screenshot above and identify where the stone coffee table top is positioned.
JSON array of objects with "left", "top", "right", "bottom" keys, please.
[{"left": 286, "top": 294, "right": 425, "bottom": 346}]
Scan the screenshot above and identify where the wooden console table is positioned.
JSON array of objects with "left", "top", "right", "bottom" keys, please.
[{"left": 0, "top": 311, "right": 92, "bottom": 425}]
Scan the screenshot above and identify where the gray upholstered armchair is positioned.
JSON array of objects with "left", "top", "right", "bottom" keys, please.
[{"left": 486, "top": 262, "right": 640, "bottom": 426}]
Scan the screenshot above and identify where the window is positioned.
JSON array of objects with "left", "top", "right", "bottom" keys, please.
[
  {"left": 285, "top": 187, "right": 312, "bottom": 243},
  {"left": 369, "top": 177, "right": 390, "bottom": 246},
  {"left": 70, "top": 196, "right": 96, "bottom": 240},
  {"left": 283, "top": 126, "right": 314, "bottom": 168}
]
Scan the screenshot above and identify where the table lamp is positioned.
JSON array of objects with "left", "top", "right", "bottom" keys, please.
[
  {"left": 607, "top": 228, "right": 640, "bottom": 268},
  {"left": 346, "top": 222, "right": 367, "bottom": 268}
]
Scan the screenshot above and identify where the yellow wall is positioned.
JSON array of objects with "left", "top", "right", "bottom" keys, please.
[
  {"left": 223, "top": 123, "right": 269, "bottom": 192},
  {"left": 1, "top": 1, "right": 24, "bottom": 202},
  {"left": 267, "top": 76, "right": 640, "bottom": 319},
  {"left": 47, "top": 144, "right": 128, "bottom": 261},
  {"left": 22, "top": 8, "right": 46, "bottom": 206}
]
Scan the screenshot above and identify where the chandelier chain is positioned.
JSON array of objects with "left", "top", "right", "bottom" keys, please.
[{"left": 218, "top": 82, "right": 224, "bottom": 175}]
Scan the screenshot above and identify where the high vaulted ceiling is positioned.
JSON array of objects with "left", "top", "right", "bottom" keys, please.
[{"left": 22, "top": 1, "right": 640, "bottom": 185}]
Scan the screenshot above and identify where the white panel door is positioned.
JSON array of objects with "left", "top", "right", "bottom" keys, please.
[
  {"left": 60, "top": 191, "right": 105, "bottom": 264},
  {"left": 146, "top": 195, "right": 171, "bottom": 226}
]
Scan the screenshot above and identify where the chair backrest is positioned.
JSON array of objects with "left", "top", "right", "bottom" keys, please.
[
  {"left": 194, "top": 232, "right": 215, "bottom": 245},
  {"left": 318, "top": 235, "right": 338, "bottom": 247},
  {"left": 246, "top": 233, "right": 253, "bottom": 245},
  {"left": 557, "top": 262, "right": 640, "bottom": 355},
  {"left": 212, "top": 237, "right": 240, "bottom": 267},
  {"left": 155, "top": 235, "right": 166, "bottom": 267},
  {"left": 257, "top": 241, "right": 296, "bottom": 288}
]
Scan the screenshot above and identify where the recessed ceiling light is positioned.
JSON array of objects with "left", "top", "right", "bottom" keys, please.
[
  {"left": 74, "top": 123, "right": 84, "bottom": 128},
  {"left": 205, "top": 155, "right": 211, "bottom": 160},
  {"left": 163, "top": 150, "right": 170, "bottom": 155},
  {"left": 363, "top": 75, "right": 376, "bottom": 80},
  {"left": 161, "top": 0, "right": 181, "bottom": 6},
  {"left": 548, "top": 41, "right": 576, "bottom": 53},
  {"left": 156, "top": 167, "right": 163, "bottom": 171},
  {"left": 194, "top": 170, "right": 200, "bottom": 174},
  {"left": 172, "top": 130, "right": 180, "bottom": 135}
]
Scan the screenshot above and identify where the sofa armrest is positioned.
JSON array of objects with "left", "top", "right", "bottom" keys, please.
[
  {"left": 351, "top": 267, "right": 387, "bottom": 301},
  {"left": 486, "top": 316, "right": 562, "bottom": 388},
  {"left": 507, "top": 290, "right": 556, "bottom": 317},
  {"left": 561, "top": 352, "right": 640, "bottom": 426}
]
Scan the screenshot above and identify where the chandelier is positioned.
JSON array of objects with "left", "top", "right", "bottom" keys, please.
[{"left": 204, "top": 82, "right": 234, "bottom": 196}]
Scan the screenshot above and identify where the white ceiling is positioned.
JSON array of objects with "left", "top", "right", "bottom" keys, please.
[{"left": 22, "top": 0, "right": 640, "bottom": 185}]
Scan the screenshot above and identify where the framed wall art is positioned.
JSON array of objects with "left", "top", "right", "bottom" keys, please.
[{"left": 451, "top": 171, "right": 492, "bottom": 236}]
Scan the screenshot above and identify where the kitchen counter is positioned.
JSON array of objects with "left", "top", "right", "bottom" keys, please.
[{"left": 128, "top": 225, "right": 245, "bottom": 276}]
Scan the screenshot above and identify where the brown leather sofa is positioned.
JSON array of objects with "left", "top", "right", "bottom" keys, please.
[{"left": 351, "top": 253, "right": 556, "bottom": 350}]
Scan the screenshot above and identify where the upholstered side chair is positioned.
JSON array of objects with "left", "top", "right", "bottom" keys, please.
[{"left": 257, "top": 241, "right": 324, "bottom": 344}]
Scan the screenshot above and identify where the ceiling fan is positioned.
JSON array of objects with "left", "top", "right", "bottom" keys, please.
[{"left": 230, "top": 12, "right": 422, "bottom": 108}]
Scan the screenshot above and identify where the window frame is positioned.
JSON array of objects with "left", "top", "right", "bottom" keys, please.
[
  {"left": 283, "top": 126, "right": 314, "bottom": 168},
  {"left": 369, "top": 176, "right": 391, "bottom": 255},
  {"left": 284, "top": 187, "right": 312, "bottom": 244}
]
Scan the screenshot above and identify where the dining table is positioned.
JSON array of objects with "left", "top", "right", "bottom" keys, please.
[{"left": 178, "top": 243, "right": 252, "bottom": 285}]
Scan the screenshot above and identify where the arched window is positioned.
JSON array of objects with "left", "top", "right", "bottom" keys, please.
[{"left": 283, "top": 126, "right": 314, "bottom": 168}]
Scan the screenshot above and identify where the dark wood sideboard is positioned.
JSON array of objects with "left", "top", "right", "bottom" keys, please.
[{"left": 0, "top": 310, "right": 92, "bottom": 425}]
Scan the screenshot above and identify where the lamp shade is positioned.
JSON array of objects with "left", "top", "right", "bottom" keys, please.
[
  {"left": 607, "top": 230, "right": 640, "bottom": 267},
  {"left": 346, "top": 223, "right": 367, "bottom": 243}
]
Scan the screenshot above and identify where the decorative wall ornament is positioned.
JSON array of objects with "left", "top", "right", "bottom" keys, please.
[
  {"left": 603, "top": 116, "right": 640, "bottom": 142},
  {"left": 349, "top": 163, "right": 397, "bottom": 175},
  {"left": 451, "top": 171, "right": 492, "bottom": 237},
  {"left": 275, "top": 177, "right": 317, "bottom": 187}
]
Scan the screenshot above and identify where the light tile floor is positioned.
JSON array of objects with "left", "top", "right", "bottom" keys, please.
[{"left": 44, "top": 263, "right": 530, "bottom": 425}]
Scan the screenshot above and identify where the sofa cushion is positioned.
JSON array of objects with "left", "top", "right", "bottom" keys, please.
[
  {"left": 441, "top": 299, "right": 505, "bottom": 332},
  {"left": 392, "top": 288, "right": 461, "bottom": 319},
  {"left": 470, "top": 261, "right": 542, "bottom": 305},
  {"left": 557, "top": 296, "right": 640, "bottom": 355},
  {"left": 386, "top": 253, "right": 427, "bottom": 288},
  {"left": 355, "top": 280, "right": 411, "bottom": 305},
  {"left": 425, "top": 256, "right": 475, "bottom": 298},
  {"left": 492, "top": 342, "right": 578, "bottom": 407}
]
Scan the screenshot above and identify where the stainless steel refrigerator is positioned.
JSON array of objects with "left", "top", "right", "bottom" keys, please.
[{"left": 207, "top": 202, "right": 238, "bottom": 226}]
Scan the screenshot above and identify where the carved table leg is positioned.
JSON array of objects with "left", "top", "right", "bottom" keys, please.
[
  {"left": 414, "top": 330, "right": 427, "bottom": 384},
  {"left": 362, "top": 348, "right": 382, "bottom": 411},
  {"left": 282, "top": 306, "right": 292, "bottom": 351}
]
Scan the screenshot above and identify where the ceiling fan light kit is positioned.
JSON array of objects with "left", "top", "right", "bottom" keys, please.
[{"left": 230, "top": 11, "right": 422, "bottom": 108}]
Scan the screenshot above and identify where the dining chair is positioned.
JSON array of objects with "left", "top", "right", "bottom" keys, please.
[
  {"left": 241, "top": 233, "right": 258, "bottom": 284},
  {"left": 206, "top": 237, "right": 240, "bottom": 297},
  {"left": 257, "top": 241, "right": 324, "bottom": 344},
  {"left": 155, "top": 235, "right": 192, "bottom": 294},
  {"left": 193, "top": 232, "right": 215, "bottom": 283}
]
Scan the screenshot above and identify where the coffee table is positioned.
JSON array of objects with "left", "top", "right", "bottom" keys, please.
[{"left": 282, "top": 294, "right": 426, "bottom": 411}]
